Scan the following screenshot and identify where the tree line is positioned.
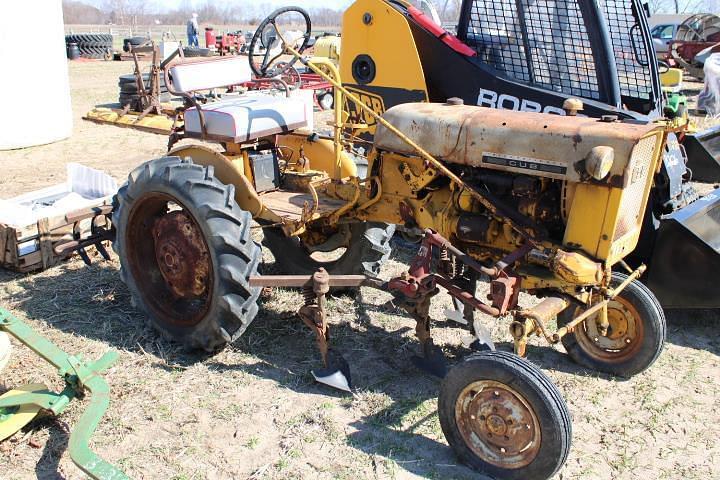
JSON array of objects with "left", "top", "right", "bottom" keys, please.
[{"left": 62, "top": 0, "right": 344, "bottom": 26}]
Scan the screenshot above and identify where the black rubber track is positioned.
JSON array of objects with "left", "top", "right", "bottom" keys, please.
[
  {"left": 113, "top": 157, "right": 262, "bottom": 352},
  {"left": 123, "top": 36, "right": 149, "bottom": 52},
  {"left": 438, "top": 351, "right": 572, "bottom": 480},
  {"left": 557, "top": 272, "right": 666, "bottom": 378},
  {"left": 119, "top": 73, "right": 167, "bottom": 84},
  {"left": 118, "top": 92, "right": 171, "bottom": 109},
  {"left": 182, "top": 47, "right": 212, "bottom": 57},
  {"left": 66, "top": 33, "right": 113, "bottom": 44},
  {"left": 77, "top": 46, "right": 112, "bottom": 59},
  {"left": 262, "top": 222, "right": 395, "bottom": 278},
  {"left": 65, "top": 33, "right": 113, "bottom": 59}
]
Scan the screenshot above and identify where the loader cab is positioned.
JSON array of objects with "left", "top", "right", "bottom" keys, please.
[
  {"left": 342, "top": 0, "right": 664, "bottom": 126},
  {"left": 454, "top": 0, "right": 663, "bottom": 117}
]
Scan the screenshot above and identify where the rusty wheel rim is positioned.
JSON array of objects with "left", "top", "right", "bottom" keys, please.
[
  {"left": 455, "top": 380, "right": 541, "bottom": 469},
  {"left": 574, "top": 296, "right": 644, "bottom": 362},
  {"left": 126, "top": 193, "right": 213, "bottom": 328}
]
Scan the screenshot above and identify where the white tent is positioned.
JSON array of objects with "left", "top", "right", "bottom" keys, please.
[{"left": 0, "top": 1, "right": 73, "bottom": 150}]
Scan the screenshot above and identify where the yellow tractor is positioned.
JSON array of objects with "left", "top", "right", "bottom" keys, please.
[{"left": 110, "top": 4, "right": 671, "bottom": 479}]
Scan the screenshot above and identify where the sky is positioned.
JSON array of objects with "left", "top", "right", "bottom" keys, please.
[{"left": 90, "top": 0, "right": 354, "bottom": 9}]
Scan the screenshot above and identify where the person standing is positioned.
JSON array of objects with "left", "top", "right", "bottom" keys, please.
[{"left": 187, "top": 13, "right": 199, "bottom": 47}]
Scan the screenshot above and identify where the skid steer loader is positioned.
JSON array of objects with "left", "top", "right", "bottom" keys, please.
[
  {"left": 106, "top": 4, "right": 672, "bottom": 479},
  {"left": 339, "top": 0, "right": 720, "bottom": 308}
]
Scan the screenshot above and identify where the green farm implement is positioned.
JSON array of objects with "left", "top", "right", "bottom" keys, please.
[{"left": 0, "top": 308, "right": 127, "bottom": 479}]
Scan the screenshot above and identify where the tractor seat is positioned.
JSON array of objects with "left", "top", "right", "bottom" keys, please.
[
  {"left": 167, "top": 55, "right": 312, "bottom": 143},
  {"left": 184, "top": 94, "right": 310, "bottom": 143}
]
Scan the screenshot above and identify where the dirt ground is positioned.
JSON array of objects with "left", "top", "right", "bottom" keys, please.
[{"left": 1, "top": 59, "right": 719, "bottom": 480}]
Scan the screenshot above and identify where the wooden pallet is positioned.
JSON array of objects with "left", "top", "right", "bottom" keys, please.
[{"left": 1, "top": 203, "right": 112, "bottom": 273}]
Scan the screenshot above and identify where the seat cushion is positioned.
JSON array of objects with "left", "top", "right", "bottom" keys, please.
[
  {"left": 184, "top": 94, "right": 310, "bottom": 142},
  {"left": 169, "top": 56, "right": 252, "bottom": 93}
]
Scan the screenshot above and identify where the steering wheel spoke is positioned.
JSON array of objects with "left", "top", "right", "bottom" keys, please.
[{"left": 248, "top": 7, "right": 312, "bottom": 78}]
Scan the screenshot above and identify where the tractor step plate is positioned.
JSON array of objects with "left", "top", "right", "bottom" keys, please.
[{"left": 259, "top": 190, "right": 347, "bottom": 221}]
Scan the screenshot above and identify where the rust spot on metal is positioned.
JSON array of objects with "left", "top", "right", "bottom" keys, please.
[
  {"left": 125, "top": 193, "right": 214, "bottom": 329},
  {"left": 572, "top": 133, "right": 582, "bottom": 149},
  {"left": 399, "top": 202, "right": 415, "bottom": 225},
  {"left": 152, "top": 211, "right": 211, "bottom": 299},
  {"left": 455, "top": 381, "right": 541, "bottom": 469}
]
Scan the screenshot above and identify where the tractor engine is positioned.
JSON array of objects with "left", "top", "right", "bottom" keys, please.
[
  {"left": 452, "top": 170, "right": 565, "bottom": 246},
  {"left": 369, "top": 101, "right": 666, "bottom": 271}
]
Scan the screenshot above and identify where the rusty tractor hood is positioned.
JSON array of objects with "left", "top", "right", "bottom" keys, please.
[{"left": 374, "top": 102, "right": 663, "bottom": 185}]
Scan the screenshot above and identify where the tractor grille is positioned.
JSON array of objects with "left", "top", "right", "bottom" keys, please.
[
  {"left": 614, "top": 135, "right": 657, "bottom": 241},
  {"left": 598, "top": 0, "right": 653, "bottom": 101},
  {"left": 461, "top": 0, "right": 600, "bottom": 100}
]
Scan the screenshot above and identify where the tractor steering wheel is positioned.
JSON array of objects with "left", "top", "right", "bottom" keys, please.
[{"left": 248, "top": 7, "right": 312, "bottom": 78}]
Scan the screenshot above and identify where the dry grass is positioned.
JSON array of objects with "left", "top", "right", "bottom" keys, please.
[{"left": 0, "top": 61, "right": 719, "bottom": 480}]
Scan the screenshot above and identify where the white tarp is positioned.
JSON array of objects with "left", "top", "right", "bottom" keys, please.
[
  {"left": 698, "top": 53, "right": 720, "bottom": 117},
  {"left": 0, "top": 2, "right": 73, "bottom": 150},
  {"left": 0, "top": 163, "right": 117, "bottom": 228}
]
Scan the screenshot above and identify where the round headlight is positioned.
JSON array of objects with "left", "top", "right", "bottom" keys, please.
[{"left": 585, "top": 146, "right": 614, "bottom": 180}]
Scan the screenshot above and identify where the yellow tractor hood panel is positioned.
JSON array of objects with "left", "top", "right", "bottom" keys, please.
[{"left": 375, "top": 103, "right": 662, "bottom": 186}]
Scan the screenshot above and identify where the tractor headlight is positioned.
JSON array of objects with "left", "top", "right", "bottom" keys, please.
[{"left": 585, "top": 146, "right": 614, "bottom": 180}]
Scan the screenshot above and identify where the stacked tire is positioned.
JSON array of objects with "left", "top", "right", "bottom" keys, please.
[
  {"left": 182, "top": 46, "right": 212, "bottom": 57},
  {"left": 118, "top": 73, "right": 170, "bottom": 111},
  {"left": 123, "top": 36, "right": 150, "bottom": 53},
  {"left": 65, "top": 33, "right": 113, "bottom": 59}
]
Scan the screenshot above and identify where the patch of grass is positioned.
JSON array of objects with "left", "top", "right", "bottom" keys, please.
[
  {"left": 246, "top": 436, "right": 260, "bottom": 449},
  {"left": 275, "top": 457, "right": 289, "bottom": 471}
]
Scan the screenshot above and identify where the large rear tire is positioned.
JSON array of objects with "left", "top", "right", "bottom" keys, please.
[
  {"left": 113, "top": 157, "right": 262, "bottom": 352},
  {"left": 262, "top": 222, "right": 395, "bottom": 278},
  {"left": 558, "top": 272, "right": 666, "bottom": 377},
  {"left": 438, "top": 351, "right": 572, "bottom": 480}
]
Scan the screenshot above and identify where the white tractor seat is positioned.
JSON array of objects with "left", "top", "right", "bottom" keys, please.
[
  {"left": 169, "top": 56, "right": 252, "bottom": 92},
  {"left": 184, "top": 94, "right": 310, "bottom": 142}
]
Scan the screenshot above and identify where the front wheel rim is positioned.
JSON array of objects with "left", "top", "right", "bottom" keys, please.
[
  {"left": 455, "top": 380, "right": 542, "bottom": 469},
  {"left": 574, "top": 296, "right": 644, "bottom": 363}
]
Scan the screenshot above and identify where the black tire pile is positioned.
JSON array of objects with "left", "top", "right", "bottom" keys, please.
[
  {"left": 118, "top": 73, "right": 170, "bottom": 110},
  {"left": 65, "top": 33, "right": 113, "bottom": 59},
  {"left": 123, "top": 36, "right": 150, "bottom": 52},
  {"left": 182, "top": 46, "right": 212, "bottom": 57}
]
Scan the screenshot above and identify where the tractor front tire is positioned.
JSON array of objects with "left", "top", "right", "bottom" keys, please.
[
  {"left": 558, "top": 272, "right": 666, "bottom": 377},
  {"left": 438, "top": 351, "right": 572, "bottom": 480},
  {"left": 113, "top": 157, "right": 262, "bottom": 352}
]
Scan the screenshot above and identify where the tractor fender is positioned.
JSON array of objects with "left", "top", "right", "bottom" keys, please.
[
  {"left": 278, "top": 132, "right": 357, "bottom": 179},
  {"left": 168, "top": 144, "right": 266, "bottom": 218}
]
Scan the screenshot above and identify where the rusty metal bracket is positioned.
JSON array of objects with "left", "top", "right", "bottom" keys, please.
[
  {"left": 512, "top": 297, "right": 571, "bottom": 355},
  {"left": 399, "top": 161, "right": 439, "bottom": 193}
]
